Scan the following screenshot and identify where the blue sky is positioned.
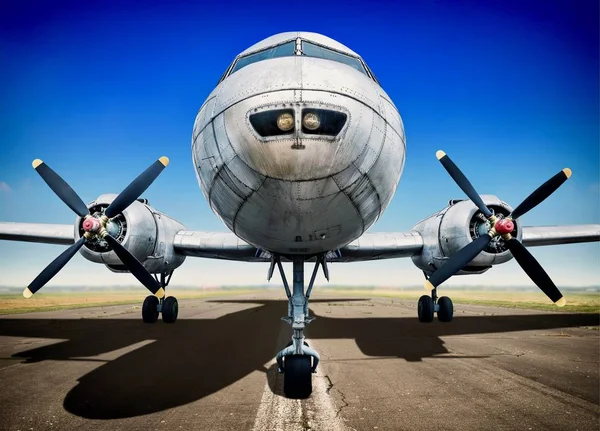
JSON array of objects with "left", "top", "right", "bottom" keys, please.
[{"left": 0, "top": 0, "right": 598, "bottom": 290}]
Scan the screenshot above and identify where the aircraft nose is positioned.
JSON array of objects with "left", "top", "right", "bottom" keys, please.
[
  {"left": 207, "top": 56, "right": 387, "bottom": 181},
  {"left": 222, "top": 101, "right": 364, "bottom": 181}
]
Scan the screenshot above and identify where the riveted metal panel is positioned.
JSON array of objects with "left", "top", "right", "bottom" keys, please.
[
  {"left": 296, "top": 177, "right": 340, "bottom": 200},
  {"left": 209, "top": 174, "right": 243, "bottom": 232},
  {"left": 301, "top": 58, "right": 380, "bottom": 112},
  {"left": 353, "top": 110, "right": 385, "bottom": 174},
  {"left": 232, "top": 176, "right": 362, "bottom": 254},
  {"left": 214, "top": 57, "right": 302, "bottom": 114},
  {"left": 215, "top": 161, "right": 254, "bottom": 199},
  {"left": 368, "top": 122, "right": 405, "bottom": 212},
  {"left": 380, "top": 96, "right": 404, "bottom": 138},
  {"left": 333, "top": 162, "right": 362, "bottom": 191},
  {"left": 226, "top": 154, "right": 265, "bottom": 192},
  {"left": 213, "top": 112, "right": 237, "bottom": 164},
  {"left": 346, "top": 175, "right": 380, "bottom": 229},
  {"left": 193, "top": 96, "right": 216, "bottom": 137},
  {"left": 193, "top": 124, "right": 220, "bottom": 193}
]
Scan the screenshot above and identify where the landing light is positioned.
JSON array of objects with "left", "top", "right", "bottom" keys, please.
[
  {"left": 303, "top": 112, "right": 320, "bottom": 131},
  {"left": 277, "top": 113, "right": 294, "bottom": 132}
]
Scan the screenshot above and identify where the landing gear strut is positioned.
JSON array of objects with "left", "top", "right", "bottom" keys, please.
[
  {"left": 274, "top": 255, "right": 324, "bottom": 399},
  {"left": 142, "top": 271, "right": 178, "bottom": 323},
  {"left": 419, "top": 272, "right": 453, "bottom": 322}
]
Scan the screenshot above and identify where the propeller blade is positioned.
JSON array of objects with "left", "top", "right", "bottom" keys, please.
[
  {"left": 506, "top": 238, "right": 565, "bottom": 306},
  {"left": 436, "top": 151, "right": 493, "bottom": 219},
  {"left": 32, "top": 159, "right": 89, "bottom": 217},
  {"left": 103, "top": 234, "right": 164, "bottom": 297},
  {"left": 24, "top": 237, "right": 86, "bottom": 298},
  {"left": 425, "top": 234, "right": 493, "bottom": 290},
  {"left": 510, "top": 168, "right": 571, "bottom": 220},
  {"left": 105, "top": 157, "right": 169, "bottom": 218}
]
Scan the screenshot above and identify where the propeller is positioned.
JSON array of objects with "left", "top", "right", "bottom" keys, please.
[
  {"left": 24, "top": 157, "right": 169, "bottom": 298},
  {"left": 425, "top": 151, "right": 570, "bottom": 306}
]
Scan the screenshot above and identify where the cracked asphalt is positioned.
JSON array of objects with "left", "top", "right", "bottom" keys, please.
[{"left": 0, "top": 292, "right": 598, "bottom": 430}]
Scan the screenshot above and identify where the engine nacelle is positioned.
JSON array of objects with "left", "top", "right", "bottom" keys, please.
[
  {"left": 75, "top": 194, "right": 186, "bottom": 274},
  {"left": 411, "top": 195, "right": 522, "bottom": 276}
]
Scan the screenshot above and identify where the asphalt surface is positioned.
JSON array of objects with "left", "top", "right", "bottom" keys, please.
[{"left": 0, "top": 292, "right": 598, "bottom": 431}]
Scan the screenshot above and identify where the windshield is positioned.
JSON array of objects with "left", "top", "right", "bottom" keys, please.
[
  {"left": 301, "top": 41, "right": 367, "bottom": 75},
  {"left": 230, "top": 41, "right": 296, "bottom": 75}
]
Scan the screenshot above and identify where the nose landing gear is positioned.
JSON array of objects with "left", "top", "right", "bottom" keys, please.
[{"left": 273, "top": 255, "right": 325, "bottom": 398}]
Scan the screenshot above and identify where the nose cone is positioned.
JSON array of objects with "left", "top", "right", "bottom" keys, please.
[
  {"left": 227, "top": 107, "right": 353, "bottom": 180},
  {"left": 214, "top": 56, "right": 383, "bottom": 181}
]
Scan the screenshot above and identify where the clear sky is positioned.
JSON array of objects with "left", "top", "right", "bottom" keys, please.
[{"left": 0, "top": 0, "right": 598, "bottom": 290}]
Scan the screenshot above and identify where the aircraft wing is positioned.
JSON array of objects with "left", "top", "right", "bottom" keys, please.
[
  {"left": 0, "top": 222, "right": 598, "bottom": 262},
  {"left": 0, "top": 222, "right": 74, "bottom": 245},
  {"left": 327, "top": 224, "right": 600, "bottom": 262}
]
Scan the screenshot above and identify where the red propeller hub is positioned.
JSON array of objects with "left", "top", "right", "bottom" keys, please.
[
  {"left": 494, "top": 218, "right": 514, "bottom": 235},
  {"left": 82, "top": 217, "right": 101, "bottom": 233}
]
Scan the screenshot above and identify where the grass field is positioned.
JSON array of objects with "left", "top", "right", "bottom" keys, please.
[
  {"left": 0, "top": 287, "right": 597, "bottom": 315},
  {"left": 0, "top": 289, "right": 257, "bottom": 315},
  {"left": 321, "top": 289, "right": 600, "bottom": 313}
]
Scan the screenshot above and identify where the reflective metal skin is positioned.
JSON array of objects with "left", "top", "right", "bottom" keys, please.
[
  {"left": 411, "top": 195, "right": 522, "bottom": 276},
  {"left": 74, "top": 194, "right": 186, "bottom": 274},
  {"left": 192, "top": 32, "right": 406, "bottom": 256}
]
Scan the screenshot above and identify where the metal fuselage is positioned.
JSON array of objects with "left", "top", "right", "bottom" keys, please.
[{"left": 192, "top": 34, "right": 406, "bottom": 255}]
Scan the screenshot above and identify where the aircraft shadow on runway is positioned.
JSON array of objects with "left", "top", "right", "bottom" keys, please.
[{"left": 0, "top": 299, "right": 596, "bottom": 420}]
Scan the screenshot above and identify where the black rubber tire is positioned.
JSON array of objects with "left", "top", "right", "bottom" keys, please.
[
  {"left": 162, "top": 296, "right": 178, "bottom": 323},
  {"left": 437, "top": 296, "right": 454, "bottom": 322},
  {"left": 142, "top": 295, "right": 159, "bottom": 323},
  {"left": 418, "top": 295, "right": 434, "bottom": 323},
  {"left": 283, "top": 355, "right": 312, "bottom": 399}
]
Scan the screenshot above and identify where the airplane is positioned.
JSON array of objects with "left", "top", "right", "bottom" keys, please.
[{"left": 1, "top": 31, "right": 599, "bottom": 399}]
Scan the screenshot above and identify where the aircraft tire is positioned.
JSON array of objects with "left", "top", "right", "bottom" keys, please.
[
  {"left": 437, "top": 296, "right": 454, "bottom": 322},
  {"left": 418, "top": 295, "right": 434, "bottom": 323},
  {"left": 142, "top": 295, "right": 159, "bottom": 323},
  {"left": 162, "top": 296, "right": 179, "bottom": 323},
  {"left": 283, "top": 355, "right": 312, "bottom": 399}
]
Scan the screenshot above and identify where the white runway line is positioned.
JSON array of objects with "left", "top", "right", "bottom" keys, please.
[{"left": 252, "top": 340, "right": 347, "bottom": 431}]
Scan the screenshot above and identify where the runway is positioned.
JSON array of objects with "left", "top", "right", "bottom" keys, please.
[{"left": 0, "top": 292, "right": 598, "bottom": 431}]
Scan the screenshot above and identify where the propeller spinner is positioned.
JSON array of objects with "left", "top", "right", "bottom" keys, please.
[
  {"left": 24, "top": 157, "right": 170, "bottom": 298},
  {"left": 425, "top": 151, "right": 570, "bottom": 307}
]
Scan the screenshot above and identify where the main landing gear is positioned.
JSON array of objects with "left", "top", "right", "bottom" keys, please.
[
  {"left": 272, "top": 255, "right": 326, "bottom": 399},
  {"left": 418, "top": 272, "right": 453, "bottom": 323},
  {"left": 142, "top": 271, "right": 178, "bottom": 324}
]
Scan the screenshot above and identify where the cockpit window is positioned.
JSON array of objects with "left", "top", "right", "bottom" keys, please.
[
  {"left": 301, "top": 41, "right": 368, "bottom": 75},
  {"left": 229, "top": 41, "right": 296, "bottom": 75}
]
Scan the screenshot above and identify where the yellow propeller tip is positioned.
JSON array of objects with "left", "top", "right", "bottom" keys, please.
[
  {"left": 159, "top": 156, "right": 170, "bottom": 167},
  {"left": 155, "top": 288, "right": 165, "bottom": 298},
  {"left": 23, "top": 288, "right": 33, "bottom": 299},
  {"left": 562, "top": 168, "right": 572, "bottom": 179},
  {"left": 555, "top": 297, "right": 566, "bottom": 307},
  {"left": 435, "top": 150, "right": 446, "bottom": 160},
  {"left": 424, "top": 280, "right": 435, "bottom": 291},
  {"left": 32, "top": 159, "right": 43, "bottom": 169}
]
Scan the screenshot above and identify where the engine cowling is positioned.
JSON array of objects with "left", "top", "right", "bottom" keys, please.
[
  {"left": 411, "top": 195, "right": 522, "bottom": 276},
  {"left": 74, "top": 194, "right": 186, "bottom": 274}
]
